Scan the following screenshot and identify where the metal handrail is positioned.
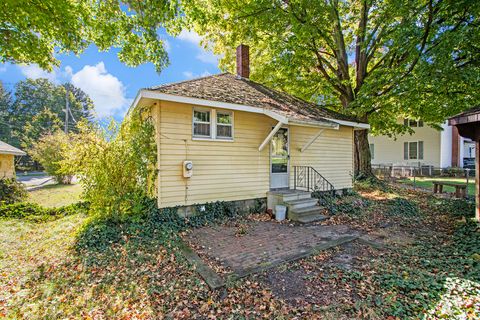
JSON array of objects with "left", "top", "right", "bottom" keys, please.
[{"left": 293, "top": 166, "right": 335, "bottom": 193}]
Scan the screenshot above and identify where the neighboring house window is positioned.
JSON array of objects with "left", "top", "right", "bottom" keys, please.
[
  {"left": 404, "top": 141, "right": 424, "bottom": 160},
  {"left": 404, "top": 119, "right": 424, "bottom": 127},
  {"left": 216, "top": 111, "right": 233, "bottom": 139},
  {"left": 193, "top": 108, "right": 234, "bottom": 140},
  {"left": 369, "top": 143, "right": 374, "bottom": 159}
]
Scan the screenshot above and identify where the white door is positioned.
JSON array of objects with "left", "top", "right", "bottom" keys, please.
[{"left": 270, "top": 127, "right": 289, "bottom": 189}]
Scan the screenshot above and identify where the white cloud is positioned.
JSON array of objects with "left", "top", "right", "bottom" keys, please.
[
  {"left": 18, "top": 64, "right": 57, "bottom": 82},
  {"left": 70, "top": 62, "right": 130, "bottom": 118},
  {"left": 177, "top": 30, "right": 203, "bottom": 45},
  {"left": 196, "top": 51, "right": 220, "bottom": 65},
  {"left": 176, "top": 30, "right": 220, "bottom": 65},
  {"left": 182, "top": 70, "right": 212, "bottom": 80}
]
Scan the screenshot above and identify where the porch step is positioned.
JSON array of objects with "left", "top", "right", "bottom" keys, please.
[
  {"left": 284, "top": 198, "right": 319, "bottom": 210},
  {"left": 267, "top": 189, "right": 330, "bottom": 224}
]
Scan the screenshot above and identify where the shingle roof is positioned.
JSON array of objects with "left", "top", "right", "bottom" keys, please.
[
  {"left": 149, "top": 73, "right": 364, "bottom": 125},
  {"left": 0, "top": 141, "right": 26, "bottom": 156}
]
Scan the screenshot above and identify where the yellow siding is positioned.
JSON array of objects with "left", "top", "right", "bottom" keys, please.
[
  {"left": 155, "top": 100, "right": 276, "bottom": 207},
  {"left": 369, "top": 126, "right": 442, "bottom": 167},
  {"left": 289, "top": 126, "right": 354, "bottom": 189},
  {"left": 0, "top": 154, "right": 15, "bottom": 179},
  {"left": 150, "top": 100, "right": 355, "bottom": 207}
]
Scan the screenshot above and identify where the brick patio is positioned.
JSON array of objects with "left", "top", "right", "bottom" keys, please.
[{"left": 185, "top": 221, "right": 361, "bottom": 276}]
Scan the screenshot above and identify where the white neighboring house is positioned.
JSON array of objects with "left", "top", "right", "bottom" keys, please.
[{"left": 369, "top": 120, "right": 475, "bottom": 168}]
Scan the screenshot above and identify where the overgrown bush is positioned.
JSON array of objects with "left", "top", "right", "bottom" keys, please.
[
  {"left": 0, "top": 178, "right": 27, "bottom": 204},
  {"left": 387, "top": 197, "right": 419, "bottom": 217},
  {"left": 63, "top": 109, "right": 157, "bottom": 217},
  {"left": 0, "top": 201, "right": 89, "bottom": 222},
  {"left": 29, "top": 131, "right": 75, "bottom": 184}
]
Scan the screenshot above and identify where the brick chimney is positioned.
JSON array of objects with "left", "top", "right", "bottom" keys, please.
[{"left": 236, "top": 44, "right": 250, "bottom": 78}]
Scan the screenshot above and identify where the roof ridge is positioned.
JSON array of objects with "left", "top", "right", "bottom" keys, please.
[{"left": 147, "top": 72, "right": 230, "bottom": 90}]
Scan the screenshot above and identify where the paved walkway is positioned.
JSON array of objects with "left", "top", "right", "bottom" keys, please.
[{"left": 185, "top": 222, "right": 361, "bottom": 277}]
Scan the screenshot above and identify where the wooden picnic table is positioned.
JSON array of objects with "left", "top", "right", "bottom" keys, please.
[{"left": 433, "top": 181, "right": 467, "bottom": 198}]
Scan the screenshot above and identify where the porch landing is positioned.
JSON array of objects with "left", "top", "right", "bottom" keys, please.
[{"left": 184, "top": 221, "right": 361, "bottom": 278}]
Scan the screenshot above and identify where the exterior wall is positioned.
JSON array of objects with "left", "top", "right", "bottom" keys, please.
[
  {"left": 150, "top": 100, "right": 355, "bottom": 208},
  {"left": 154, "top": 100, "right": 276, "bottom": 208},
  {"left": 440, "top": 122, "right": 453, "bottom": 168},
  {"left": 0, "top": 154, "right": 15, "bottom": 179},
  {"left": 289, "top": 126, "right": 354, "bottom": 189},
  {"left": 369, "top": 125, "right": 442, "bottom": 167}
]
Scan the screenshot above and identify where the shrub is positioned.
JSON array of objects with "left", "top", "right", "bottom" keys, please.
[
  {"left": 387, "top": 197, "right": 419, "bottom": 217},
  {"left": 0, "top": 201, "right": 89, "bottom": 222},
  {"left": 0, "top": 178, "right": 27, "bottom": 204},
  {"left": 312, "top": 191, "right": 370, "bottom": 215},
  {"left": 63, "top": 110, "right": 157, "bottom": 217},
  {"left": 29, "top": 131, "right": 75, "bottom": 184}
]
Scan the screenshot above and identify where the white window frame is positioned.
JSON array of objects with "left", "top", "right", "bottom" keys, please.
[
  {"left": 192, "top": 107, "right": 234, "bottom": 141},
  {"left": 404, "top": 119, "right": 424, "bottom": 127},
  {"left": 215, "top": 110, "right": 234, "bottom": 140},
  {"left": 192, "top": 107, "right": 212, "bottom": 139},
  {"left": 404, "top": 141, "right": 424, "bottom": 160}
]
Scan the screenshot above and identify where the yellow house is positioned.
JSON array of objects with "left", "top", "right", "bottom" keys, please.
[
  {"left": 130, "top": 45, "right": 369, "bottom": 222},
  {"left": 0, "top": 140, "right": 26, "bottom": 179}
]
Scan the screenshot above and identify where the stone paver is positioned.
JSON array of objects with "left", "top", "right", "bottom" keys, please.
[{"left": 186, "top": 222, "right": 361, "bottom": 276}]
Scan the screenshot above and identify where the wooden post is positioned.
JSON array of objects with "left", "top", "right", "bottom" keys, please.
[{"left": 476, "top": 139, "right": 480, "bottom": 221}]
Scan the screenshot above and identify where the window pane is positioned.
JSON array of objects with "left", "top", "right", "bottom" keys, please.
[
  {"left": 194, "top": 123, "right": 210, "bottom": 136},
  {"left": 272, "top": 157, "right": 288, "bottom": 173},
  {"left": 418, "top": 141, "right": 424, "bottom": 159},
  {"left": 369, "top": 143, "right": 374, "bottom": 159},
  {"left": 404, "top": 142, "right": 409, "bottom": 160},
  {"left": 409, "top": 120, "right": 417, "bottom": 127},
  {"left": 409, "top": 142, "right": 418, "bottom": 159},
  {"left": 217, "top": 112, "right": 232, "bottom": 124},
  {"left": 194, "top": 110, "right": 210, "bottom": 123},
  {"left": 216, "top": 125, "right": 232, "bottom": 138}
]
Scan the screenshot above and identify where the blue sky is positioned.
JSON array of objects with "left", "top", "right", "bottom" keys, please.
[{"left": 0, "top": 30, "right": 221, "bottom": 120}]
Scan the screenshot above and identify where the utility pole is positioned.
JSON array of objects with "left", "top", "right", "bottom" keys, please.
[{"left": 65, "top": 84, "right": 69, "bottom": 133}]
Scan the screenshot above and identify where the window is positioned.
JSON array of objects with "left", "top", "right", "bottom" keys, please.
[
  {"left": 404, "top": 119, "right": 424, "bottom": 127},
  {"left": 216, "top": 111, "right": 233, "bottom": 139},
  {"left": 193, "top": 109, "right": 211, "bottom": 137},
  {"left": 404, "top": 141, "right": 424, "bottom": 160},
  {"left": 193, "top": 108, "right": 234, "bottom": 140},
  {"left": 369, "top": 143, "right": 375, "bottom": 159}
]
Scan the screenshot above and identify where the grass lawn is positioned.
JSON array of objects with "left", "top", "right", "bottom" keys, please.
[
  {"left": 399, "top": 176, "right": 475, "bottom": 195},
  {"left": 28, "top": 183, "right": 83, "bottom": 207},
  {"left": 1, "top": 184, "right": 479, "bottom": 318}
]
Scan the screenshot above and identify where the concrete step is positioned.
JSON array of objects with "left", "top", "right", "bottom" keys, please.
[
  {"left": 284, "top": 198, "right": 318, "bottom": 210},
  {"left": 282, "top": 191, "right": 312, "bottom": 202}
]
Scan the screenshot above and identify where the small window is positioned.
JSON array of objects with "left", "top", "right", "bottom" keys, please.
[
  {"left": 404, "top": 141, "right": 424, "bottom": 160},
  {"left": 369, "top": 143, "right": 374, "bottom": 159},
  {"left": 404, "top": 119, "right": 423, "bottom": 127},
  {"left": 193, "top": 109, "right": 211, "bottom": 137},
  {"left": 216, "top": 111, "right": 233, "bottom": 139}
]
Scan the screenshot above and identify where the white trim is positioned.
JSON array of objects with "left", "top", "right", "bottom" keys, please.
[
  {"left": 288, "top": 119, "right": 339, "bottom": 129},
  {"left": 300, "top": 129, "right": 325, "bottom": 153},
  {"left": 324, "top": 118, "right": 370, "bottom": 129},
  {"left": 259, "top": 121, "right": 284, "bottom": 151},
  {"left": 133, "top": 90, "right": 369, "bottom": 129}
]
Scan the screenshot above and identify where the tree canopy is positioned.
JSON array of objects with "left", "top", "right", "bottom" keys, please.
[
  {"left": 184, "top": 0, "right": 480, "bottom": 175},
  {"left": 0, "top": 0, "right": 182, "bottom": 72},
  {"left": 0, "top": 78, "right": 94, "bottom": 149}
]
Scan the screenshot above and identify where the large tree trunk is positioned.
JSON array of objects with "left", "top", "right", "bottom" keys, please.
[{"left": 354, "top": 129, "right": 373, "bottom": 179}]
